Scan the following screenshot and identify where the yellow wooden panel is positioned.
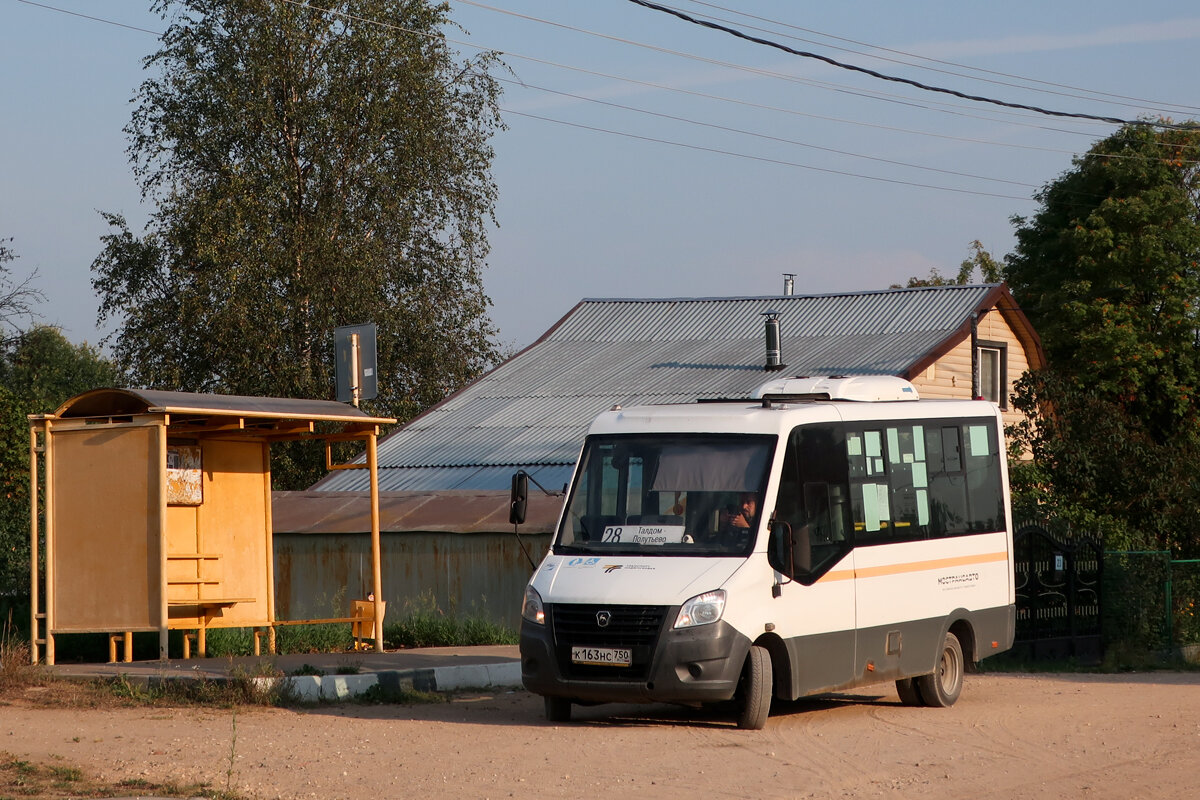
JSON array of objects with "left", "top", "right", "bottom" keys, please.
[
  {"left": 194, "top": 439, "right": 270, "bottom": 626},
  {"left": 50, "top": 426, "right": 161, "bottom": 632}
]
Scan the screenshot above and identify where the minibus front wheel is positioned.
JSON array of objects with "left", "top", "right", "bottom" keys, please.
[{"left": 735, "top": 645, "right": 772, "bottom": 730}]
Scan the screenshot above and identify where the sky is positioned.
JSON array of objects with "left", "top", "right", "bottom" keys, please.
[{"left": 3, "top": 1, "right": 1200, "bottom": 356}]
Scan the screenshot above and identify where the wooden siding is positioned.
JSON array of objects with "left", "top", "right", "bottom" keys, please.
[{"left": 909, "top": 307, "right": 1032, "bottom": 430}]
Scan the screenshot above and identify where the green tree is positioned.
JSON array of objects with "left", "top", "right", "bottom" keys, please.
[
  {"left": 92, "top": 0, "right": 505, "bottom": 487},
  {"left": 0, "top": 326, "right": 123, "bottom": 599},
  {"left": 891, "top": 240, "right": 1004, "bottom": 288},
  {"left": 1007, "top": 370, "right": 1196, "bottom": 552},
  {"left": 1004, "top": 121, "right": 1200, "bottom": 551},
  {"left": 1006, "top": 122, "right": 1200, "bottom": 436}
]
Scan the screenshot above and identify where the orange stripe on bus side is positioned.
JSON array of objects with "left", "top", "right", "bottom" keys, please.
[{"left": 817, "top": 551, "right": 1009, "bottom": 584}]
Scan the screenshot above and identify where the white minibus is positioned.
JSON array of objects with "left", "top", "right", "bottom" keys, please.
[{"left": 517, "top": 375, "right": 1015, "bottom": 729}]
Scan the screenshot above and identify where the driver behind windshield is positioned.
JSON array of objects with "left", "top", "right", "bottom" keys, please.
[{"left": 720, "top": 492, "right": 758, "bottom": 532}]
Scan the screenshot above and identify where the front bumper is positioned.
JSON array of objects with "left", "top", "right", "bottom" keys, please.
[{"left": 520, "top": 612, "right": 751, "bottom": 705}]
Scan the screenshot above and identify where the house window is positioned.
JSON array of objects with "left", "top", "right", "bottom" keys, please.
[{"left": 977, "top": 342, "right": 1007, "bottom": 408}]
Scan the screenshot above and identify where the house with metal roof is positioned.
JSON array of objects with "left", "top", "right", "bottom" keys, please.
[{"left": 314, "top": 283, "right": 1043, "bottom": 495}]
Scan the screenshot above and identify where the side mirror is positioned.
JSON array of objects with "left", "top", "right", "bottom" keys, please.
[
  {"left": 509, "top": 471, "right": 529, "bottom": 525},
  {"left": 768, "top": 520, "right": 794, "bottom": 579},
  {"left": 768, "top": 520, "right": 812, "bottom": 581}
]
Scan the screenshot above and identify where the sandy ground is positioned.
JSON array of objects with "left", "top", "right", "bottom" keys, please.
[{"left": 5, "top": 672, "right": 1200, "bottom": 799}]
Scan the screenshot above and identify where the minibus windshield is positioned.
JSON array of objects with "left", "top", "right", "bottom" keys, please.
[{"left": 556, "top": 433, "right": 775, "bottom": 556}]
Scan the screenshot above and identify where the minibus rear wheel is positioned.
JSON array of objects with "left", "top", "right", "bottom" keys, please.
[
  {"left": 916, "top": 632, "right": 964, "bottom": 708},
  {"left": 895, "top": 677, "right": 924, "bottom": 707},
  {"left": 735, "top": 645, "right": 772, "bottom": 730},
  {"left": 545, "top": 696, "right": 572, "bottom": 722}
]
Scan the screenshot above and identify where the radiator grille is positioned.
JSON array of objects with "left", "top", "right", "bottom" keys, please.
[{"left": 549, "top": 604, "right": 668, "bottom": 680}]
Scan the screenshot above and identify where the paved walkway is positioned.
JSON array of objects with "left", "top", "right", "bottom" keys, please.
[{"left": 45, "top": 645, "right": 522, "bottom": 701}]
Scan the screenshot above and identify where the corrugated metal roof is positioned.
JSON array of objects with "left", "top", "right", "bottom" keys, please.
[
  {"left": 272, "top": 489, "right": 562, "bottom": 534},
  {"left": 318, "top": 464, "right": 575, "bottom": 492},
  {"left": 314, "top": 286, "right": 1000, "bottom": 492}
]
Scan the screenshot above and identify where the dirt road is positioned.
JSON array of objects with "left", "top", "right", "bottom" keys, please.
[{"left": 5, "top": 672, "right": 1200, "bottom": 799}]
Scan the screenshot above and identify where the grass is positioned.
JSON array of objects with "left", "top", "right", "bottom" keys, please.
[
  {"left": 352, "top": 683, "right": 447, "bottom": 705},
  {"left": 192, "top": 593, "right": 518, "bottom": 657},
  {"left": 0, "top": 612, "right": 48, "bottom": 693},
  {"left": 0, "top": 751, "right": 248, "bottom": 799},
  {"left": 979, "top": 641, "right": 1200, "bottom": 674},
  {"left": 384, "top": 593, "right": 519, "bottom": 648}
]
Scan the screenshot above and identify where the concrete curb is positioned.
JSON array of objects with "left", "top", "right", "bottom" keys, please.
[
  {"left": 50, "top": 660, "right": 524, "bottom": 703},
  {"left": 269, "top": 662, "right": 523, "bottom": 702}
]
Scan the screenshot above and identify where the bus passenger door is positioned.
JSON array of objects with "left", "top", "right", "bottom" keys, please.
[{"left": 773, "top": 424, "right": 858, "bottom": 696}]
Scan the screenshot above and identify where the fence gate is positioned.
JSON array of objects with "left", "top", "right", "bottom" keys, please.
[{"left": 1012, "top": 523, "right": 1103, "bottom": 663}]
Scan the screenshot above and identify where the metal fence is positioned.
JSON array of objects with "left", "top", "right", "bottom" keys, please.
[
  {"left": 1010, "top": 514, "right": 1200, "bottom": 662},
  {"left": 1012, "top": 522, "right": 1103, "bottom": 662},
  {"left": 1104, "top": 551, "right": 1200, "bottom": 656}
]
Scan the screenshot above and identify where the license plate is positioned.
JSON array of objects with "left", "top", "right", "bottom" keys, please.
[{"left": 571, "top": 646, "right": 632, "bottom": 667}]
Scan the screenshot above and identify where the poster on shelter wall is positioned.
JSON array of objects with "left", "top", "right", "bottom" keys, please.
[{"left": 166, "top": 445, "right": 203, "bottom": 506}]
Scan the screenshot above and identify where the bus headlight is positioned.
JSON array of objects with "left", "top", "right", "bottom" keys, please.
[
  {"left": 522, "top": 585, "right": 545, "bottom": 625},
  {"left": 674, "top": 590, "right": 726, "bottom": 629}
]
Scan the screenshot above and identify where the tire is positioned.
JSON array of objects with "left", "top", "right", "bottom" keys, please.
[
  {"left": 735, "top": 645, "right": 772, "bottom": 730},
  {"left": 916, "top": 631, "right": 964, "bottom": 708},
  {"left": 544, "top": 696, "right": 572, "bottom": 723},
  {"left": 895, "top": 677, "right": 924, "bottom": 707}
]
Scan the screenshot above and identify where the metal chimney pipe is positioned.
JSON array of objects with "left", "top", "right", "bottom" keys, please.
[
  {"left": 762, "top": 310, "right": 784, "bottom": 371},
  {"left": 783, "top": 273, "right": 795, "bottom": 296}
]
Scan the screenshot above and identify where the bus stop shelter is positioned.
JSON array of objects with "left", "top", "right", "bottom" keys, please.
[{"left": 28, "top": 389, "right": 394, "bottom": 665}]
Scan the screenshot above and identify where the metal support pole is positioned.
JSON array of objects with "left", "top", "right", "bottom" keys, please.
[
  {"left": 263, "top": 441, "right": 276, "bottom": 654},
  {"left": 368, "top": 432, "right": 384, "bottom": 652},
  {"left": 350, "top": 332, "right": 361, "bottom": 408},
  {"left": 1165, "top": 552, "right": 1174, "bottom": 649},
  {"left": 29, "top": 424, "right": 39, "bottom": 664},
  {"left": 157, "top": 421, "right": 169, "bottom": 660},
  {"left": 970, "top": 312, "right": 980, "bottom": 400},
  {"left": 44, "top": 420, "right": 55, "bottom": 665}
]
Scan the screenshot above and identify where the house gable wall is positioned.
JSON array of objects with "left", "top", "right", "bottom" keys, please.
[{"left": 908, "top": 306, "right": 1033, "bottom": 430}]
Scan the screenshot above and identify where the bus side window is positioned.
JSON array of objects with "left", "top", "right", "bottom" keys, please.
[
  {"left": 850, "top": 429, "right": 891, "bottom": 537},
  {"left": 964, "top": 424, "right": 1003, "bottom": 530},
  {"left": 925, "top": 425, "right": 970, "bottom": 536}
]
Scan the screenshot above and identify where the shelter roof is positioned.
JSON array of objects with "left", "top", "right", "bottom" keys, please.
[
  {"left": 40, "top": 388, "right": 394, "bottom": 438},
  {"left": 315, "top": 285, "right": 1040, "bottom": 492}
]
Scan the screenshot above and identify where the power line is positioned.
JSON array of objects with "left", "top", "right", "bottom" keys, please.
[
  {"left": 498, "top": 76, "right": 1038, "bottom": 189},
  {"left": 503, "top": 108, "right": 1034, "bottom": 202},
  {"left": 451, "top": 0, "right": 1118, "bottom": 135},
  {"left": 676, "top": 0, "right": 1200, "bottom": 116},
  {"left": 14, "top": 0, "right": 160, "bottom": 35},
  {"left": 451, "top": 0, "right": 1200, "bottom": 160},
  {"left": 626, "top": 0, "right": 1191, "bottom": 129},
  {"left": 21, "top": 0, "right": 1187, "bottom": 201}
]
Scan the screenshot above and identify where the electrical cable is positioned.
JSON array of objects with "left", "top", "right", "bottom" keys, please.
[
  {"left": 498, "top": 76, "right": 1038, "bottom": 188},
  {"left": 625, "top": 0, "right": 1193, "bottom": 129},
  {"left": 21, "top": 0, "right": 1193, "bottom": 198},
  {"left": 451, "top": 0, "right": 1122, "bottom": 134},
  {"left": 14, "top": 0, "right": 161, "bottom": 35},
  {"left": 675, "top": 0, "right": 1200, "bottom": 116},
  {"left": 502, "top": 108, "right": 1035, "bottom": 202}
]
